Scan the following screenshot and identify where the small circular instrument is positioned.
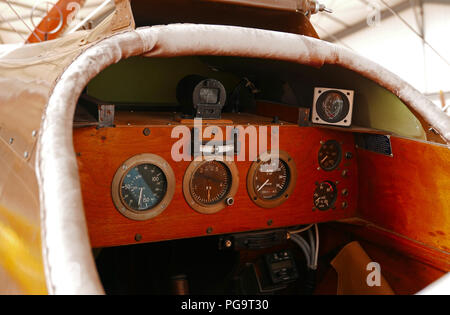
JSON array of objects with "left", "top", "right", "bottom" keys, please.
[
  {"left": 183, "top": 158, "right": 239, "bottom": 214},
  {"left": 112, "top": 154, "right": 175, "bottom": 221},
  {"left": 316, "top": 90, "right": 350, "bottom": 123},
  {"left": 313, "top": 181, "right": 338, "bottom": 211},
  {"left": 318, "top": 140, "right": 342, "bottom": 171},
  {"left": 247, "top": 151, "right": 297, "bottom": 208}
]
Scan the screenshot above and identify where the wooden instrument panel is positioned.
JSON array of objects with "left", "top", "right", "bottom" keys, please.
[
  {"left": 73, "top": 114, "right": 358, "bottom": 248},
  {"left": 357, "top": 137, "right": 450, "bottom": 254}
]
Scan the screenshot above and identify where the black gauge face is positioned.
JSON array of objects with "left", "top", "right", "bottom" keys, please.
[
  {"left": 199, "top": 88, "right": 219, "bottom": 104},
  {"left": 120, "top": 164, "right": 167, "bottom": 211},
  {"left": 313, "top": 181, "right": 337, "bottom": 211},
  {"left": 253, "top": 158, "right": 290, "bottom": 200},
  {"left": 316, "top": 91, "right": 350, "bottom": 123},
  {"left": 190, "top": 161, "right": 231, "bottom": 205},
  {"left": 318, "top": 140, "right": 342, "bottom": 171}
]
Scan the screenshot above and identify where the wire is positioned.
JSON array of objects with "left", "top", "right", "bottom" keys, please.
[
  {"left": 312, "top": 23, "right": 355, "bottom": 51},
  {"left": 290, "top": 234, "right": 311, "bottom": 268},
  {"left": 377, "top": 0, "right": 450, "bottom": 69},
  {"left": 289, "top": 224, "right": 320, "bottom": 270},
  {"left": 0, "top": 9, "right": 25, "bottom": 41},
  {"left": 314, "top": 224, "right": 319, "bottom": 269},
  {"left": 307, "top": 229, "right": 316, "bottom": 269},
  {"left": 3, "top": 0, "right": 42, "bottom": 42},
  {"left": 289, "top": 224, "right": 313, "bottom": 234}
]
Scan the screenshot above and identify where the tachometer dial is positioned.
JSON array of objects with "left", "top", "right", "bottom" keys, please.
[
  {"left": 254, "top": 159, "right": 289, "bottom": 200},
  {"left": 184, "top": 158, "right": 239, "bottom": 214},
  {"left": 112, "top": 154, "right": 175, "bottom": 221},
  {"left": 247, "top": 151, "right": 297, "bottom": 208},
  {"left": 313, "top": 181, "right": 337, "bottom": 211},
  {"left": 318, "top": 140, "right": 342, "bottom": 171}
]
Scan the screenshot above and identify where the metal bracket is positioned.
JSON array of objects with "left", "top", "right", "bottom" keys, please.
[
  {"left": 98, "top": 104, "right": 115, "bottom": 128},
  {"left": 298, "top": 107, "right": 312, "bottom": 127}
]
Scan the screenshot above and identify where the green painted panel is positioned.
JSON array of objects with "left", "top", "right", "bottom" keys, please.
[
  {"left": 87, "top": 56, "right": 240, "bottom": 105},
  {"left": 86, "top": 56, "right": 426, "bottom": 140},
  {"left": 318, "top": 65, "right": 426, "bottom": 140}
]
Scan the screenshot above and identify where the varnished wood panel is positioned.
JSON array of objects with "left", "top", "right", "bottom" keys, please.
[
  {"left": 357, "top": 137, "right": 450, "bottom": 253},
  {"left": 74, "top": 125, "right": 357, "bottom": 248}
]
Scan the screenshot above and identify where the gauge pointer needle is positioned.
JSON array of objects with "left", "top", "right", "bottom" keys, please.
[
  {"left": 257, "top": 179, "right": 270, "bottom": 192},
  {"left": 321, "top": 155, "right": 329, "bottom": 164},
  {"left": 138, "top": 187, "right": 143, "bottom": 207}
]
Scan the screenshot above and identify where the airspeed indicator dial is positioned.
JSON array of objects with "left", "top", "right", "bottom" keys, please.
[
  {"left": 112, "top": 154, "right": 175, "bottom": 221},
  {"left": 120, "top": 164, "right": 167, "bottom": 211}
]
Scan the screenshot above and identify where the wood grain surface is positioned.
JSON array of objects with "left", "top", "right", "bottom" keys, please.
[
  {"left": 74, "top": 122, "right": 357, "bottom": 248},
  {"left": 357, "top": 137, "right": 450, "bottom": 253}
]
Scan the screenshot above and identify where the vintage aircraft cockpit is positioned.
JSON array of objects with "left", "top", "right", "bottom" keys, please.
[
  {"left": 71, "top": 51, "right": 449, "bottom": 294},
  {"left": 0, "top": 0, "right": 448, "bottom": 296}
]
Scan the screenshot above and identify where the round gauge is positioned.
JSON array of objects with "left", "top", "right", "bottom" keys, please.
[
  {"left": 318, "top": 140, "right": 342, "bottom": 171},
  {"left": 183, "top": 158, "right": 239, "bottom": 214},
  {"left": 191, "top": 160, "right": 231, "bottom": 205},
  {"left": 120, "top": 164, "right": 167, "bottom": 211},
  {"left": 112, "top": 154, "right": 175, "bottom": 221},
  {"left": 316, "top": 90, "right": 350, "bottom": 123},
  {"left": 247, "top": 151, "right": 297, "bottom": 208},
  {"left": 313, "top": 181, "right": 338, "bottom": 211}
]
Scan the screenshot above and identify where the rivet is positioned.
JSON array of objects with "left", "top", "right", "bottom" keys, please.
[
  {"left": 8, "top": 138, "right": 13, "bottom": 144},
  {"left": 32, "top": 130, "right": 37, "bottom": 137},
  {"left": 225, "top": 240, "right": 232, "bottom": 248},
  {"left": 206, "top": 227, "right": 213, "bottom": 234},
  {"left": 135, "top": 234, "right": 142, "bottom": 242},
  {"left": 267, "top": 219, "right": 273, "bottom": 226},
  {"left": 24, "top": 151, "right": 29, "bottom": 158}
]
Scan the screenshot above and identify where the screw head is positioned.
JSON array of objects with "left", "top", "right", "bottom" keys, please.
[
  {"left": 135, "top": 234, "right": 142, "bottom": 242},
  {"left": 206, "top": 227, "right": 213, "bottom": 234},
  {"left": 143, "top": 128, "right": 151, "bottom": 136},
  {"left": 225, "top": 240, "right": 232, "bottom": 248}
]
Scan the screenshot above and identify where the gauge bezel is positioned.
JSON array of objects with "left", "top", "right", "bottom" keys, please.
[
  {"left": 183, "top": 157, "right": 239, "bottom": 214},
  {"left": 247, "top": 151, "right": 297, "bottom": 209},
  {"left": 311, "top": 87, "right": 354, "bottom": 127},
  {"left": 112, "top": 154, "right": 175, "bottom": 221},
  {"left": 318, "top": 139, "right": 342, "bottom": 171},
  {"left": 316, "top": 90, "right": 350, "bottom": 123}
]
